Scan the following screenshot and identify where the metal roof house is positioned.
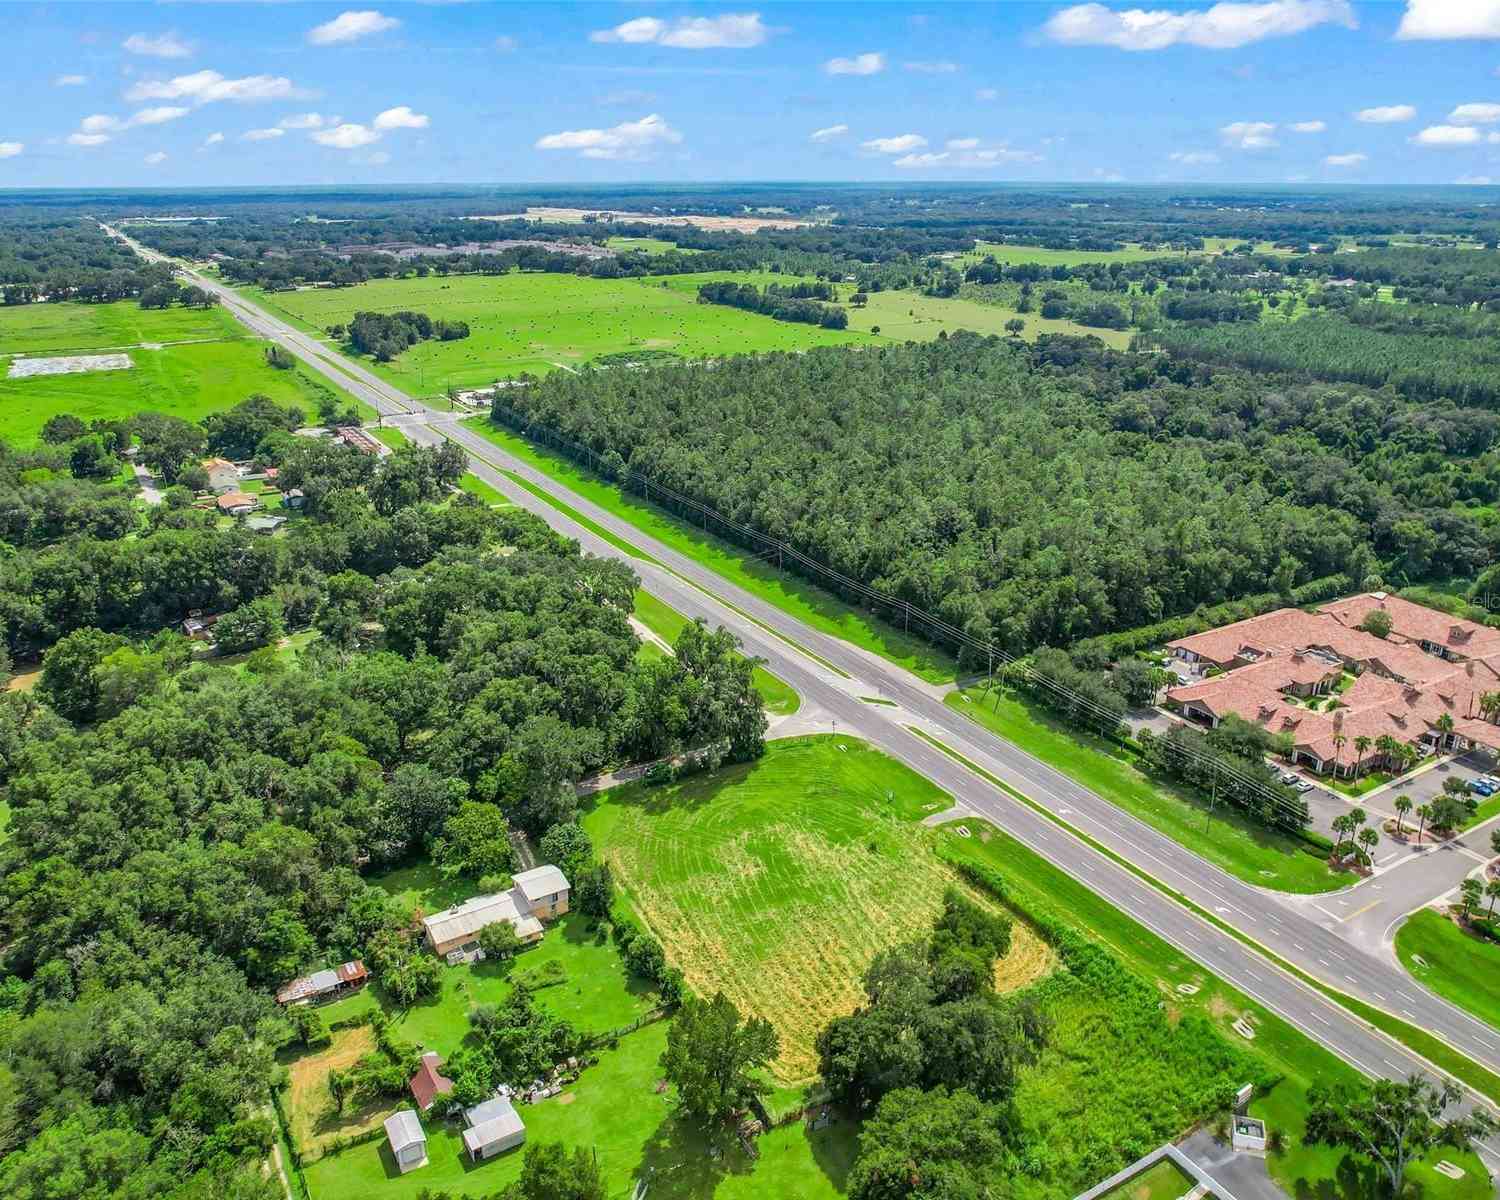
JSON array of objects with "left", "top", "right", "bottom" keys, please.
[
  {"left": 275, "top": 960, "right": 368, "bottom": 1006},
  {"left": 383, "top": 1110, "right": 427, "bottom": 1174},
  {"left": 421, "top": 865, "right": 570, "bottom": 958},
  {"left": 462, "top": 1094, "right": 526, "bottom": 1162}
]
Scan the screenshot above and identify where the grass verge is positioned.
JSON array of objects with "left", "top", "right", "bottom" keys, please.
[
  {"left": 1396, "top": 909, "right": 1500, "bottom": 1035},
  {"left": 460, "top": 417, "right": 955, "bottom": 683}
]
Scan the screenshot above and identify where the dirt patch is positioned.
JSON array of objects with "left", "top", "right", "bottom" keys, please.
[
  {"left": 286, "top": 1025, "right": 395, "bottom": 1161},
  {"left": 556, "top": 1092, "right": 576, "bottom": 1106},
  {"left": 5, "top": 670, "right": 40, "bottom": 693},
  {"left": 492, "top": 206, "right": 813, "bottom": 233},
  {"left": 8, "top": 352, "right": 133, "bottom": 379},
  {"left": 993, "top": 919, "right": 1058, "bottom": 994}
]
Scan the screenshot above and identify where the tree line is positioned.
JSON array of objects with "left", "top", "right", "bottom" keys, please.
[{"left": 696, "top": 280, "right": 849, "bottom": 329}]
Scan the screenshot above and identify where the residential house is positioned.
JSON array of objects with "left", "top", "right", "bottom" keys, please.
[
  {"left": 217, "top": 491, "right": 258, "bottom": 516},
  {"left": 245, "top": 514, "right": 287, "bottom": 534},
  {"left": 202, "top": 457, "right": 240, "bottom": 493},
  {"left": 181, "top": 611, "right": 221, "bottom": 641},
  {"left": 282, "top": 488, "right": 306, "bottom": 510},
  {"left": 383, "top": 1110, "right": 427, "bottom": 1174},
  {"left": 275, "top": 960, "right": 368, "bottom": 1006},
  {"left": 420, "top": 864, "right": 571, "bottom": 958},
  {"left": 408, "top": 1051, "right": 454, "bottom": 1112},
  {"left": 462, "top": 1093, "right": 526, "bottom": 1162}
]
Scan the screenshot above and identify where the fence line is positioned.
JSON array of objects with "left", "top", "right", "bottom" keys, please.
[{"left": 488, "top": 403, "right": 1312, "bottom": 830}]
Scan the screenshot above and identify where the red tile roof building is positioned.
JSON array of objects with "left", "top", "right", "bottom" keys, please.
[
  {"left": 1166, "top": 593, "right": 1500, "bottom": 776},
  {"left": 409, "top": 1051, "right": 455, "bottom": 1111}
]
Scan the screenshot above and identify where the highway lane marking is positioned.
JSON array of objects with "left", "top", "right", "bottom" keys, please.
[{"left": 1339, "top": 898, "right": 1382, "bottom": 922}]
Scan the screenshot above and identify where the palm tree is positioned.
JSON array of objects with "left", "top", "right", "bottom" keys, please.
[
  {"left": 1487, "top": 878, "right": 1500, "bottom": 920},
  {"left": 1481, "top": 690, "right": 1500, "bottom": 723},
  {"left": 1353, "top": 735, "right": 1372, "bottom": 776},
  {"left": 1332, "top": 732, "right": 1347, "bottom": 776},
  {"left": 1435, "top": 711, "right": 1455, "bottom": 750},
  {"left": 1460, "top": 877, "right": 1483, "bottom": 922},
  {"left": 1393, "top": 794, "right": 1413, "bottom": 836},
  {"left": 1357, "top": 826, "right": 1379, "bottom": 865},
  {"left": 1330, "top": 813, "right": 1351, "bottom": 858},
  {"left": 1416, "top": 803, "right": 1432, "bottom": 844}
]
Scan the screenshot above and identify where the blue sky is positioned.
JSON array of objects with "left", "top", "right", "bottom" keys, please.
[{"left": 6, "top": 0, "right": 1500, "bottom": 188}]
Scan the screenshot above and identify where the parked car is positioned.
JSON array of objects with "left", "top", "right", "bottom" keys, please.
[
  {"left": 1294, "top": 779, "right": 1314, "bottom": 793},
  {"left": 1471, "top": 780, "right": 1495, "bottom": 797},
  {"left": 1280, "top": 771, "right": 1299, "bottom": 785},
  {"left": 1478, "top": 774, "right": 1500, "bottom": 789}
]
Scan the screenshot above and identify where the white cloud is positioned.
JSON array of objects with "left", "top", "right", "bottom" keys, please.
[
  {"left": 203, "top": 132, "right": 224, "bottom": 146},
  {"left": 862, "top": 133, "right": 928, "bottom": 153},
  {"left": 307, "top": 10, "right": 400, "bottom": 46},
  {"left": 124, "top": 32, "right": 193, "bottom": 59},
  {"left": 1412, "top": 124, "right": 1481, "bottom": 146},
  {"left": 1289, "top": 120, "right": 1326, "bottom": 133},
  {"left": 279, "top": 112, "right": 328, "bottom": 129},
  {"left": 947, "top": 137, "right": 980, "bottom": 150},
  {"left": 127, "top": 71, "right": 309, "bottom": 105},
  {"left": 1395, "top": 0, "right": 1500, "bottom": 40},
  {"left": 1457, "top": 174, "right": 1495, "bottom": 185},
  {"left": 54, "top": 74, "right": 88, "bottom": 87},
  {"left": 535, "top": 112, "right": 682, "bottom": 160},
  {"left": 67, "top": 132, "right": 110, "bottom": 147},
  {"left": 494, "top": 35, "right": 518, "bottom": 52},
  {"left": 590, "top": 13, "right": 771, "bottom": 49},
  {"left": 825, "top": 51, "right": 886, "bottom": 76},
  {"left": 903, "top": 59, "right": 959, "bottom": 73},
  {"left": 1450, "top": 103, "right": 1500, "bottom": 126},
  {"left": 1220, "top": 120, "right": 1278, "bottom": 149},
  {"left": 131, "top": 106, "right": 189, "bottom": 126},
  {"left": 1041, "top": 0, "right": 1355, "bottom": 50},
  {"left": 892, "top": 143, "right": 1042, "bottom": 169},
  {"left": 80, "top": 114, "right": 122, "bottom": 134},
  {"left": 1323, "top": 152, "right": 1367, "bottom": 166},
  {"left": 1169, "top": 149, "right": 1221, "bottom": 163},
  {"left": 312, "top": 122, "right": 381, "bottom": 149},
  {"left": 144, "top": 151, "right": 167, "bottom": 165},
  {"left": 809, "top": 123, "right": 849, "bottom": 142},
  {"left": 1356, "top": 104, "right": 1415, "bottom": 123},
  {"left": 975, "top": 87, "right": 999, "bottom": 101},
  {"left": 373, "top": 105, "right": 428, "bottom": 131},
  {"left": 242, "top": 127, "right": 285, "bottom": 141},
  {"left": 0, "top": 142, "right": 23, "bottom": 158}
]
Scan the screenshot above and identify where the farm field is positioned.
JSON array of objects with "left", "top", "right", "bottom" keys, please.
[
  {"left": 607, "top": 235, "right": 694, "bottom": 254},
  {"left": 0, "top": 297, "right": 244, "bottom": 353},
  {"left": 844, "top": 286, "right": 1133, "bottom": 350},
  {"left": 964, "top": 240, "right": 1192, "bottom": 267},
  {"left": 241, "top": 271, "right": 875, "bottom": 394},
  {"left": 581, "top": 735, "right": 959, "bottom": 1082},
  {"left": 631, "top": 587, "right": 801, "bottom": 717},
  {"left": 460, "top": 416, "right": 960, "bottom": 684},
  {"left": 947, "top": 685, "right": 1351, "bottom": 894},
  {"left": 1395, "top": 908, "right": 1500, "bottom": 1033},
  {"left": 937, "top": 819, "right": 1491, "bottom": 1200}
]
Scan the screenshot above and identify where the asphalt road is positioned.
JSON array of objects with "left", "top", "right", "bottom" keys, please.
[{"left": 118, "top": 231, "right": 1500, "bottom": 1165}]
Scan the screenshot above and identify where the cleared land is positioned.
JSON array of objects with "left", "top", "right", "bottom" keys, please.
[
  {"left": 461, "top": 416, "right": 959, "bottom": 684},
  {"left": 948, "top": 686, "right": 1351, "bottom": 894},
  {"left": 582, "top": 736, "right": 960, "bottom": 1081},
  {"left": 0, "top": 300, "right": 367, "bottom": 443},
  {"left": 842, "top": 287, "right": 1132, "bottom": 350},
  {"left": 963, "top": 241, "right": 1193, "bottom": 268},
  {"left": 1395, "top": 908, "right": 1500, "bottom": 1033},
  {"left": 517, "top": 206, "right": 812, "bottom": 231},
  {"left": 243, "top": 272, "right": 874, "bottom": 393}
]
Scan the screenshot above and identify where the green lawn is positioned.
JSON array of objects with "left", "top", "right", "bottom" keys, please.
[
  {"left": 304, "top": 1017, "right": 855, "bottom": 1200},
  {"left": 1395, "top": 908, "right": 1500, "bottom": 1034},
  {"left": 607, "top": 236, "right": 692, "bottom": 254},
  {"left": 461, "top": 417, "right": 958, "bottom": 684},
  {"left": 371, "top": 426, "right": 407, "bottom": 451},
  {"left": 1094, "top": 1157, "right": 1195, "bottom": 1200},
  {"left": 0, "top": 336, "right": 362, "bottom": 444},
  {"left": 937, "top": 821, "right": 1492, "bottom": 1200},
  {"left": 632, "top": 589, "right": 800, "bottom": 717},
  {"left": 964, "top": 241, "right": 1193, "bottom": 268},
  {"left": 847, "top": 286, "right": 1132, "bottom": 350},
  {"left": 582, "top": 735, "right": 955, "bottom": 1082},
  {"left": 949, "top": 686, "right": 1351, "bottom": 894},
  {"left": 457, "top": 472, "right": 511, "bottom": 506},
  {"left": 242, "top": 271, "right": 877, "bottom": 395},
  {"left": 0, "top": 298, "right": 243, "bottom": 354}
]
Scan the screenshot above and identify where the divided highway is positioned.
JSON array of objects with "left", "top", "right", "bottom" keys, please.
[{"left": 115, "top": 229, "right": 1500, "bottom": 1165}]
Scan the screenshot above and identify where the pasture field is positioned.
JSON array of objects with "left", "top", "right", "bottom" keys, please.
[
  {"left": 0, "top": 298, "right": 242, "bottom": 354},
  {"left": 241, "top": 271, "right": 875, "bottom": 394},
  {"left": 843, "top": 286, "right": 1133, "bottom": 350},
  {"left": 938, "top": 820, "right": 1491, "bottom": 1200},
  {"left": 581, "top": 735, "right": 965, "bottom": 1082},
  {"left": 607, "top": 236, "right": 693, "bottom": 254},
  {"left": 948, "top": 685, "right": 1350, "bottom": 894},
  {"left": 1395, "top": 908, "right": 1500, "bottom": 1033},
  {"left": 0, "top": 336, "right": 360, "bottom": 444},
  {"left": 963, "top": 241, "right": 1190, "bottom": 267}
]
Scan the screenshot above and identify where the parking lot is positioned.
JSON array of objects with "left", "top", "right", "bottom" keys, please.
[{"left": 1279, "top": 748, "right": 1496, "bottom": 838}]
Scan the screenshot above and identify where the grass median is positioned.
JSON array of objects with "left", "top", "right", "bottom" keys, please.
[{"left": 1396, "top": 909, "right": 1500, "bottom": 1035}]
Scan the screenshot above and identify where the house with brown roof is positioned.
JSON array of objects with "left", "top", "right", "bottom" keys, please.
[
  {"left": 275, "top": 960, "right": 369, "bottom": 1006},
  {"left": 409, "top": 1051, "right": 454, "bottom": 1111},
  {"left": 1166, "top": 593, "right": 1500, "bottom": 777},
  {"left": 217, "top": 490, "right": 259, "bottom": 516},
  {"left": 202, "top": 457, "right": 240, "bottom": 493}
]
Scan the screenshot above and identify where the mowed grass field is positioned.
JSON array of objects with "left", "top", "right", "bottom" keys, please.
[
  {"left": 841, "top": 287, "right": 1133, "bottom": 350},
  {"left": 1395, "top": 908, "right": 1500, "bottom": 1033},
  {"left": 242, "top": 271, "right": 877, "bottom": 394},
  {"left": 0, "top": 297, "right": 244, "bottom": 353},
  {"left": 0, "top": 299, "right": 367, "bottom": 443},
  {"left": 581, "top": 736, "right": 963, "bottom": 1081},
  {"left": 963, "top": 241, "right": 1197, "bottom": 268}
]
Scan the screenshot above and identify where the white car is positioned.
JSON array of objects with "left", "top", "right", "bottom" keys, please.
[
  {"left": 1280, "top": 771, "right": 1299, "bottom": 785},
  {"left": 1478, "top": 775, "right": 1500, "bottom": 789},
  {"left": 1294, "top": 779, "right": 1315, "bottom": 793}
]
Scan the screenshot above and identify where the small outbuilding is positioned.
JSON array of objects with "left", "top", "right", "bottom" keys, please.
[
  {"left": 275, "top": 960, "right": 368, "bottom": 1006},
  {"left": 408, "top": 1051, "right": 455, "bottom": 1111},
  {"left": 383, "top": 1110, "right": 428, "bottom": 1174},
  {"left": 245, "top": 514, "right": 287, "bottom": 534},
  {"left": 462, "top": 1093, "right": 526, "bottom": 1162}
]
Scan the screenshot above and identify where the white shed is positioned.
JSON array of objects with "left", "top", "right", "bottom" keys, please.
[
  {"left": 462, "top": 1094, "right": 526, "bottom": 1161},
  {"left": 384, "top": 1110, "right": 428, "bottom": 1174}
]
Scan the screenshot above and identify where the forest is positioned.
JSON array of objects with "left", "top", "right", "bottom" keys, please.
[{"left": 493, "top": 332, "right": 1498, "bottom": 651}]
